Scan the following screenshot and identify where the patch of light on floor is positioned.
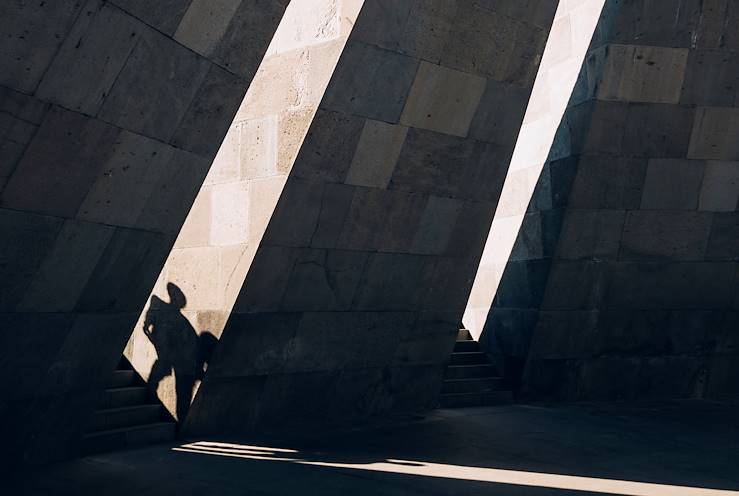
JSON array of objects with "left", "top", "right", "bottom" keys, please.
[{"left": 173, "top": 442, "right": 738, "bottom": 496}]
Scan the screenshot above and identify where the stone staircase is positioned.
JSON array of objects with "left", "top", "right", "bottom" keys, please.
[
  {"left": 440, "top": 329, "right": 513, "bottom": 408},
  {"left": 82, "top": 358, "right": 176, "bottom": 454}
]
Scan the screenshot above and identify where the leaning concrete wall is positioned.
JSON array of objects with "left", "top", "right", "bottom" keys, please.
[
  {"left": 0, "top": 0, "right": 286, "bottom": 465},
  {"left": 124, "top": 0, "right": 363, "bottom": 423},
  {"left": 493, "top": 0, "right": 739, "bottom": 400},
  {"left": 185, "top": 0, "right": 558, "bottom": 435},
  {"left": 464, "top": 0, "right": 606, "bottom": 345}
]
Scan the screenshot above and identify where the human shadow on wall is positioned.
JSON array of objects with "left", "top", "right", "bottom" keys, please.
[{"left": 143, "top": 282, "right": 217, "bottom": 424}]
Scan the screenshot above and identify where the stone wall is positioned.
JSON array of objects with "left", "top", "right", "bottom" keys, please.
[
  {"left": 185, "top": 0, "right": 558, "bottom": 436},
  {"left": 0, "top": 0, "right": 286, "bottom": 465},
  {"left": 124, "top": 0, "right": 363, "bottom": 423},
  {"left": 464, "top": 0, "right": 607, "bottom": 356},
  {"left": 493, "top": 0, "right": 739, "bottom": 400}
]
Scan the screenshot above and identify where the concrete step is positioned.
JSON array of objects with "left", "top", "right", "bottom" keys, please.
[
  {"left": 90, "top": 405, "right": 164, "bottom": 432},
  {"left": 442, "top": 377, "right": 505, "bottom": 394},
  {"left": 453, "top": 340, "right": 479, "bottom": 353},
  {"left": 107, "top": 369, "right": 137, "bottom": 389},
  {"left": 439, "top": 390, "right": 513, "bottom": 408},
  {"left": 98, "top": 387, "right": 149, "bottom": 409},
  {"left": 82, "top": 422, "right": 176, "bottom": 455},
  {"left": 457, "top": 328, "right": 472, "bottom": 341},
  {"left": 449, "top": 352, "right": 487, "bottom": 366},
  {"left": 445, "top": 364, "right": 498, "bottom": 380}
]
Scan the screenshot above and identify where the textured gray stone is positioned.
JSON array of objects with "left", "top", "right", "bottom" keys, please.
[
  {"left": 706, "top": 213, "right": 739, "bottom": 260},
  {"left": 489, "top": 0, "right": 739, "bottom": 403},
  {"left": 555, "top": 210, "right": 625, "bottom": 260},
  {"left": 76, "top": 228, "right": 175, "bottom": 312},
  {"left": 262, "top": 178, "right": 323, "bottom": 247},
  {"left": 291, "top": 110, "right": 365, "bottom": 183},
  {"left": 309, "top": 183, "right": 356, "bottom": 249},
  {"left": 171, "top": 63, "right": 250, "bottom": 156},
  {"left": 281, "top": 250, "right": 368, "bottom": 311},
  {"left": 444, "top": 2, "right": 548, "bottom": 84},
  {"left": 208, "top": 0, "right": 290, "bottom": 80},
  {"left": 231, "top": 246, "right": 297, "bottom": 313},
  {"left": 468, "top": 79, "right": 530, "bottom": 146},
  {"left": 98, "top": 29, "right": 211, "bottom": 142},
  {"left": 0, "top": 1, "right": 85, "bottom": 92},
  {"left": 640, "top": 159, "right": 705, "bottom": 210},
  {"left": 18, "top": 220, "right": 115, "bottom": 312},
  {"left": 110, "top": 0, "right": 192, "bottom": 35},
  {"left": 681, "top": 49, "right": 739, "bottom": 106},
  {"left": 1, "top": 107, "right": 120, "bottom": 217},
  {"left": 622, "top": 103, "right": 694, "bottom": 158},
  {"left": 410, "top": 196, "right": 463, "bottom": 255},
  {"left": 321, "top": 41, "right": 419, "bottom": 123},
  {"left": 0, "top": 0, "right": 286, "bottom": 467},
  {"left": 0, "top": 209, "right": 63, "bottom": 311},
  {"left": 0, "top": 87, "right": 49, "bottom": 184},
  {"left": 688, "top": 106, "right": 739, "bottom": 160},
  {"left": 604, "top": 262, "right": 735, "bottom": 310},
  {"left": 620, "top": 211, "right": 713, "bottom": 261},
  {"left": 351, "top": 253, "right": 427, "bottom": 311},
  {"left": 75, "top": 131, "right": 176, "bottom": 228},
  {"left": 568, "top": 157, "right": 647, "bottom": 210},
  {"left": 35, "top": 2, "right": 142, "bottom": 115},
  {"left": 389, "top": 128, "right": 503, "bottom": 200}
]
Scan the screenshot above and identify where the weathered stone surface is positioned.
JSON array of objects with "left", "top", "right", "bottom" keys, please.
[
  {"left": 321, "top": 41, "right": 419, "bottom": 122},
  {"left": 18, "top": 220, "right": 116, "bottom": 312},
  {"left": 620, "top": 211, "right": 713, "bottom": 261},
  {"left": 688, "top": 107, "right": 739, "bottom": 160},
  {"left": 2, "top": 107, "right": 120, "bottom": 217},
  {"left": 0, "top": 1, "right": 85, "bottom": 92},
  {"left": 0, "top": 0, "right": 286, "bottom": 466},
  {"left": 400, "top": 61, "right": 486, "bottom": 137},
  {"left": 345, "top": 120, "right": 408, "bottom": 188},
  {"left": 640, "top": 159, "right": 704, "bottom": 210},
  {"left": 481, "top": 0, "right": 739, "bottom": 402},
  {"left": 0, "top": 209, "right": 63, "bottom": 312},
  {"left": 35, "top": 2, "right": 142, "bottom": 115},
  {"left": 186, "top": 0, "right": 555, "bottom": 437},
  {"left": 110, "top": 0, "right": 192, "bottom": 35},
  {"left": 98, "top": 29, "right": 211, "bottom": 142}
]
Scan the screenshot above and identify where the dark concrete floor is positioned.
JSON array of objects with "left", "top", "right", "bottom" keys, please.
[{"left": 11, "top": 400, "right": 739, "bottom": 495}]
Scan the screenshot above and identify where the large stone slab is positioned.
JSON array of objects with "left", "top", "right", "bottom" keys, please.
[
  {"left": 0, "top": 1, "right": 286, "bottom": 466},
  {"left": 481, "top": 0, "right": 739, "bottom": 401},
  {"left": 185, "top": 0, "right": 557, "bottom": 436}
]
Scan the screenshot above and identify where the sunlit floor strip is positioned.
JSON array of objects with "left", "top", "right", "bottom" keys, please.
[{"left": 173, "top": 443, "right": 738, "bottom": 496}]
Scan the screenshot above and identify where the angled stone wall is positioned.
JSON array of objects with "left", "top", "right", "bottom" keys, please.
[
  {"left": 464, "top": 0, "right": 606, "bottom": 347},
  {"left": 0, "top": 0, "right": 287, "bottom": 465},
  {"left": 491, "top": 0, "right": 739, "bottom": 400},
  {"left": 185, "top": 0, "right": 558, "bottom": 435},
  {"left": 124, "top": 0, "right": 363, "bottom": 424}
]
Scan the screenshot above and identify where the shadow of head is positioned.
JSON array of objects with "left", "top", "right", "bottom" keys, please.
[{"left": 167, "top": 282, "right": 187, "bottom": 309}]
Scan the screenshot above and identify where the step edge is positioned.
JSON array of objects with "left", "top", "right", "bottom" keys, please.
[
  {"left": 104, "top": 386, "right": 149, "bottom": 393},
  {"left": 447, "top": 362, "right": 495, "bottom": 367},
  {"left": 443, "top": 377, "right": 502, "bottom": 383},
  {"left": 82, "top": 422, "right": 176, "bottom": 439},
  {"left": 440, "top": 391, "right": 513, "bottom": 398},
  {"left": 93, "top": 404, "right": 163, "bottom": 415}
]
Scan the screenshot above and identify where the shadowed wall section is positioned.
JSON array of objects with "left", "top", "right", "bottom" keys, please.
[
  {"left": 185, "top": 0, "right": 559, "bottom": 435},
  {"left": 125, "top": 0, "right": 364, "bottom": 424},
  {"left": 489, "top": 0, "right": 739, "bottom": 400},
  {"left": 463, "top": 0, "right": 606, "bottom": 346},
  {"left": 0, "top": 0, "right": 287, "bottom": 465}
]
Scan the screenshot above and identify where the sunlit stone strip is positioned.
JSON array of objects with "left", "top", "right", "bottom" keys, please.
[
  {"left": 463, "top": 0, "right": 606, "bottom": 339},
  {"left": 174, "top": 442, "right": 738, "bottom": 496},
  {"left": 125, "top": 0, "right": 364, "bottom": 420}
]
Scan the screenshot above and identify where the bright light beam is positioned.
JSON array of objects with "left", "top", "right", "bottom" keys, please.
[{"left": 174, "top": 442, "right": 738, "bottom": 496}]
